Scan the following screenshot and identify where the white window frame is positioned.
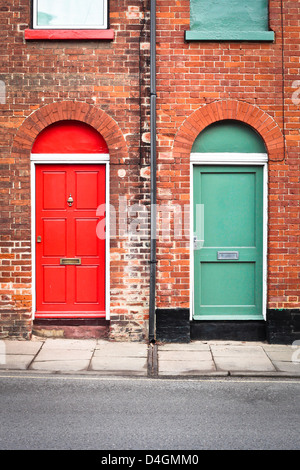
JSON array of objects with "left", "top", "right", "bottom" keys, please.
[{"left": 32, "top": 0, "right": 108, "bottom": 30}]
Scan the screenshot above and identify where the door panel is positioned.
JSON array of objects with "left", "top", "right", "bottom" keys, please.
[
  {"left": 201, "top": 171, "right": 255, "bottom": 247},
  {"left": 76, "top": 171, "right": 99, "bottom": 209},
  {"left": 193, "top": 165, "right": 263, "bottom": 319},
  {"left": 200, "top": 262, "right": 255, "bottom": 306},
  {"left": 43, "top": 266, "right": 66, "bottom": 303},
  {"left": 75, "top": 266, "right": 99, "bottom": 303},
  {"left": 43, "top": 171, "right": 66, "bottom": 209},
  {"left": 75, "top": 219, "right": 98, "bottom": 255},
  {"left": 43, "top": 219, "right": 66, "bottom": 256},
  {"left": 36, "top": 164, "right": 106, "bottom": 318}
]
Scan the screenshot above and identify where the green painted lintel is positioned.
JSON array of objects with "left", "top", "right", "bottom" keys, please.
[{"left": 185, "top": 30, "right": 275, "bottom": 42}]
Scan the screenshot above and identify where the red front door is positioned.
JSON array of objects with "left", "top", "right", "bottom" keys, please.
[{"left": 35, "top": 164, "right": 106, "bottom": 318}]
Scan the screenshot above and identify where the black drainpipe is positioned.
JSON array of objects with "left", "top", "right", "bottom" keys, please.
[{"left": 149, "top": 0, "right": 156, "bottom": 343}]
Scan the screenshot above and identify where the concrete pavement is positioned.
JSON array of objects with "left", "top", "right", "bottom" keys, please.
[{"left": 0, "top": 337, "right": 300, "bottom": 378}]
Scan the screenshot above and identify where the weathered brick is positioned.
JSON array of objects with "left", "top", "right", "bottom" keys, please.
[{"left": 0, "top": 0, "right": 299, "bottom": 341}]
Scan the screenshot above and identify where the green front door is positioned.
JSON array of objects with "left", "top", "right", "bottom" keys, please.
[{"left": 193, "top": 165, "right": 264, "bottom": 320}]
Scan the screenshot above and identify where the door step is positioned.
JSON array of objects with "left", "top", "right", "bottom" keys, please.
[{"left": 33, "top": 319, "right": 110, "bottom": 339}]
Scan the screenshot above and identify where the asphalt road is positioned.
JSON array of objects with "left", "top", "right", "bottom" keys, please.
[{"left": 0, "top": 374, "right": 299, "bottom": 451}]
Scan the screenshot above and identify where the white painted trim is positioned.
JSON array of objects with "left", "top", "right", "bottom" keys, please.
[
  {"left": 105, "top": 161, "right": 110, "bottom": 321},
  {"left": 31, "top": 162, "right": 36, "bottom": 319},
  {"left": 190, "top": 152, "right": 268, "bottom": 164},
  {"left": 190, "top": 159, "right": 268, "bottom": 322},
  {"left": 262, "top": 162, "right": 268, "bottom": 322},
  {"left": 32, "top": 0, "right": 108, "bottom": 30},
  {"left": 31, "top": 153, "right": 109, "bottom": 163},
  {"left": 31, "top": 155, "right": 110, "bottom": 321},
  {"left": 190, "top": 162, "right": 194, "bottom": 322}
]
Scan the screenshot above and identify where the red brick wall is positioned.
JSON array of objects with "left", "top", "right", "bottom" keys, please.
[
  {"left": 155, "top": 0, "right": 300, "bottom": 312},
  {"left": 0, "top": 0, "right": 151, "bottom": 340},
  {"left": 0, "top": 0, "right": 299, "bottom": 340}
]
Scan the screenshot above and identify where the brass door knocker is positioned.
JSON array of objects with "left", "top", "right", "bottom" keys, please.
[{"left": 67, "top": 194, "right": 74, "bottom": 206}]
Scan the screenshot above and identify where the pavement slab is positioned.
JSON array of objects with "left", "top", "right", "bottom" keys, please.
[
  {"left": 32, "top": 348, "right": 93, "bottom": 362},
  {"left": 158, "top": 342, "right": 210, "bottom": 351},
  {"left": 0, "top": 337, "right": 299, "bottom": 377},
  {"left": 39, "top": 338, "right": 97, "bottom": 351},
  {"left": 158, "top": 345, "right": 216, "bottom": 376},
  {"left": 90, "top": 356, "right": 148, "bottom": 375},
  {"left": 94, "top": 340, "right": 148, "bottom": 357},
  {"left": 28, "top": 338, "right": 96, "bottom": 372},
  {"left": 0, "top": 355, "right": 36, "bottom": 371},
  {"left": 3, "top": 339, "right": 43, "bottom": 355},
  {"left": 209, "top": 344, "right": 276, "bottom": 372},
  {"left": 158, "top": 350, "right": 213, "bottom": 362},
  {"left": 91, "top": 340, "right": 148, "bottom": 375},
  {"left": 272, "top": 361, "right": 300, "bottom": 374},
  {"left": 158, "top": 360, "right": 217, "bottom": 376},
  {"left": 263, "top": 346, "right": 296, "bottom": 362},
  {"left": 30, "top": 359, "right": 91, "bottom": 372},
  {"left": 0, "top": 339, "right": 43, "bottom": 370}
]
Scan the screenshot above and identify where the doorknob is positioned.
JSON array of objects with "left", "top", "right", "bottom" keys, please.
[
  {"left": 37, "top": 236, "right": 42, "bottom": 243},
  {"left": 67, "top": 194, "right": 74, "bottom": 206}
]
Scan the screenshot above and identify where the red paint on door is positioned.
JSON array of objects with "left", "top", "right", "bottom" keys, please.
[
  {"left": 32, "top": 120, "right": 109, "bottom": 154},
  {"left": 35, "top": 164, "right": 106, "bottom": 318}
]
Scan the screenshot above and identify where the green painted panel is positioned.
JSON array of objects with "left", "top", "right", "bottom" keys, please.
[
  {"left": 193, "top": 166, "right": 263, "bottom": 320},
  {"left": 201, "top": 262, "right": 255, "bottom": 306},
  {"left": 192, "top": 121, "right": 267, "bottom": 154},
  {"left": 187, "top": 0, "right": 274, "bottom": 42},
  {"left": 200, "top": 171, "right": 255, "bottom": 247}
]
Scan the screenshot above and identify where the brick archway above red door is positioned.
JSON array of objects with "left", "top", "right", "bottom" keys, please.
[
  {"left": 12, "top": 101, "right": 128, "bottom": 163},
  {"left": 172, "top": 100, "right": 285, "bottom": 161}
]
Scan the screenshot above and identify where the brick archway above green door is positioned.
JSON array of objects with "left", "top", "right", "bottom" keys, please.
[{"left": 172, "top": 100, "right": 284, "bottom": 161}]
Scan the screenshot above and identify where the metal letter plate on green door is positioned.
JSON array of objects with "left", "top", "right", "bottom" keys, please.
[
  {"left": 217, "top": 251, "right": 239, "bottom": 260},
  {"left": 193, "top": 166, "right": 263, "bottom": 320}
]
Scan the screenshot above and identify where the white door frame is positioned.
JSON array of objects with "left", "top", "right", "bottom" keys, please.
[
  {"left": 30, "top": 153, "right": 110, "bottom": 320},
  {"left": 190, "top": 153, "right": 268, "bottom": 321}
]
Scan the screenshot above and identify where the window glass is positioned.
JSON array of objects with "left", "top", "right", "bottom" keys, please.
[{"left": 34, "top": 0, "right": 107, "bottom": 29}]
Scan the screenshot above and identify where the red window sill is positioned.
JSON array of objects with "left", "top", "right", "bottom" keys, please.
[{"left": 25, "top": 29, "right": 114, "bottom": 41}]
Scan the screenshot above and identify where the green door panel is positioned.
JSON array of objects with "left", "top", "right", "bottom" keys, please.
[
  {"left": 193, "top": 166, "right": 264, "bottom": 320},
  {"left": 200, "top": 171, "right": 255, "bottom": 247},
  {"left": 201, "top": 262, "right": 255, "bottom": 306}
]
